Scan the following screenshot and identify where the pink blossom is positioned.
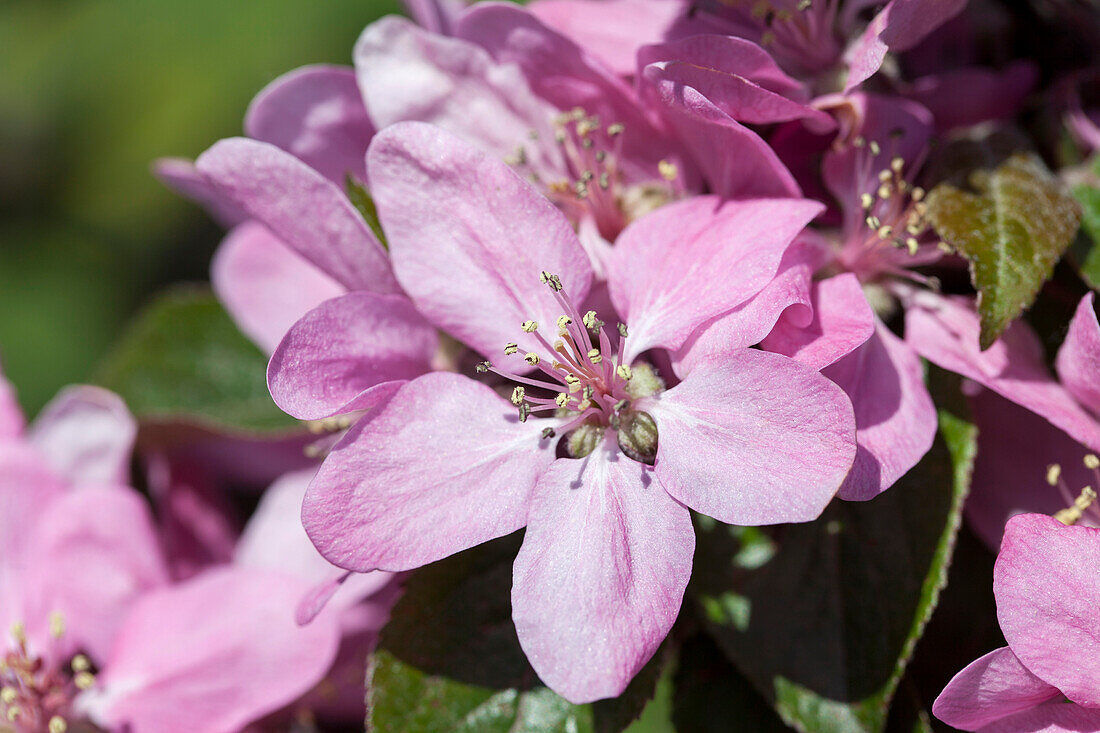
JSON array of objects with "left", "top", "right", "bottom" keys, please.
[
  {"left": 933, "top": 513, "right": 1100, "bottom": 731},
  {"left": 276, "top": 121, "right": 858, "bottom": 702}
]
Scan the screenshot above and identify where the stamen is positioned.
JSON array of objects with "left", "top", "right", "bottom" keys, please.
[
  {"left": 511, "top": 387, "right": 526, "bottom": 406},
  {"left": 522, "top": 320, "right": 539, "bottom": 333},
  {"left": 504, "top": 342, "right": 518, "bottom": 355},
  {"left": 1086, "top": 454, "right": 1099, "bottom": 470},
  {"left": 1055, "top": 486, "right": 1098, "bottom": 525},
  {"left": 524, "top": 352, "right": 541, "bottom": 366}
]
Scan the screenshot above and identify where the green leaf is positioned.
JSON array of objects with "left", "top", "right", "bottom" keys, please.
[
  {"left": 925, "top": 152, "right": 1082, "bottom": 348},
  {"left": 94, "top": 286, "right": 297, "bottom": 434},
  {"left": 346, "top": 174, "right": 389, "bottom": 249},
  {"left": 1071, "top": 182, "right": 1100, "bottom": 289},
  {"left": 690, "top": 369, "right": 977, "bottom": 733}
]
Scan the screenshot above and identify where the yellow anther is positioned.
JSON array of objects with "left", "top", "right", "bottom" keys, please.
[
  {"left": 797, "top": 0, "right": 812, "bottom": 8},
  {"left": 72, "top": 655, "right": 91, "bottom": 673},
  {"left": 877, "top": 169, "right": 891, "bottom": 182},
  {"left": 760, "top": 30, "right": 776, "bottom": 45},
  {"left": 1086, "top": 454, "right": 1099, "bottom": 470},
  {"left": 565, "top": 375, "right": 582, "bottom": 392},
  {"left": 860, "top": 192, "right": 874, "bottom": 209},
  {"left": 876, "top": 225, "right": 893, "bottom": 239},
  {"left": 504, "top": 342, "right": 518, "bottom": 356},
  {"left": 556, "top": 315, "right": 572, "bottom": 333},
  {"left": 588, "top": 348, "right": 602, "bottom": 364},
  {"left": 608, "top": 123, "right": 624, "bottom": 136},
  {"left": 522, "top": 320, "right": 539, "bottom": 333},
  {"left": 869, "top": 141, "right": 882, "bottom": 156},
  {"left": 10, "top": 623, "right": 25, "bottom": 646},
  {"left": 658, "top": 159, "right": 678, "bottom": 181},
  {"left": 877, "top": 183, "right": 892, "bottom": 199},
  {"left": 911, "top": 186, "right": 925, "bottom": 201},
  {"left": 1047, "top": 463, "right": 1062, "bottom": 486},
  {"left": 582, "top": 310, "right": 602, "bottom": 330},
  {"left": 866, "top": 215, "right": 881, "bottom": 229},
  {"left": 540, "top": 271, "right": 563, "bottom": 291},
  {"left": 616, "top": 365, "right": 633, "bottom": 380},
  {"left": 1055, "top": 486, "right": 1098, "bottom": 525},
  {"left": 853, "top": 136, "right": 866, "bottom": 148},
  {"left": 49, "top": 716, "right": 67, "bottom": 733},
  {"left": 49, "top": 611, "right": 65, "bottom": 640},
  {"left": 74, "top": 672, "right": 95, "bottom": 691},
  {"left": 524, "top": 352, "right": 540, "bottom": 366},
  {"left": 891, "top": 156, "right": 905, "bottom": 173},
  {"left": 906, "top": 237, "right": 919, "bottom": 255},
  {"left": 555, "top": 393, "right": 570, "bottom": 408},
  {"left": 7, "top": 706, "right": 20, "bottom": 722},
  {"left": 0, "top": 688, "right": 15, "bottom": 705},
  {"left": 511, "top": 387, "right": 526, "bottom": 406},
  {"left": 576, "top": 399, "right": 592, "bottom": 412}
]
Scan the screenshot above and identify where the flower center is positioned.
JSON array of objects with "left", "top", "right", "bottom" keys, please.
[
  {"left": 476, "top": 272, "right": 663, "bottom": 462},
  {"left": 1, "top": 618, "right": 94, "bottom": 733}
]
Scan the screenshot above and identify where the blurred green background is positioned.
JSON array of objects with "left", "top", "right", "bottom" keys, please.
[{"left": 0, "top": 0, "right": 402, "bottom": 415}]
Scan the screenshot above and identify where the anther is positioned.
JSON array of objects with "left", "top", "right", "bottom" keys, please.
[
  {"left": 1055, "top": 486, "right": 1098, "bottom": 525},
  {"left": 869, "top": 141, "right": 882, "bottom": 156},
  {"left": 524, "top": 352, "right": 541, "bottom": 366},
  {"left": 911, "top": 187, "right": 925, "bottom": 201},
  {"left": 860, "top": 193, "right": 874, "bottom": 209},
  {"left": 555, "top": 393, "right": 570, "bottom": 407},
  {"left": 877, "top": 169, "right": 891, "bottom": 182},
  {"left": 588, "top": 348, "right": 602, "bottom": 364},
  {"left": 71, "top": 655, "right": 91, "bottom": 673},
  {"left": 607, "top": 123, "right": 624, "bottom": 136},
  {"left": 522, "top": 320, "right": 539, "bottom": 333},
  {"left": 583, "top": 310, "right": 604, "bottom": 331},
  {"left": 598, "top": 172, "right": 609, "bottom": 190},
  {"left": 658, "top": 160, "right": 678, "bottom": 181},
  {"left": 49, "top": 716, "right": 67, "bottom": 733},
  {"left": 511, "top": 387, "right": 526, "bottom": 406},
  {"left": 74, "top": 672, "right": 95, "bottom": 690},
  {"left": 517, "top": 403, "right": 531, "bottom": 423},
  {"left": 614, "top": 399, "right": 630, "bottom": 411},
  {"left": 540, "top": 272, "right": 563, "bottom": 292},
  {"left": 1047, "top": 463, "right": 1062, "bottom": 485},
  {"left": 476, "top": 361, "right": 491, "bottom": 373},
  {"left": 10, "top": 623, "right": 25, "bottom": 646},
  {"left": 504, "top": 342, "right": 518, "bottom": 355},
  {"left": 49, "top": 611, "right": 65, "bottom": 640},
  {"left": 541, "top": 427, "right": 556, "bottom": 440},
  {"left": 7, "top": 707, "right": 20, "bottom": 722},
  {"left": 1086, "top": 454, "right": 1099, "bottom": 470},
  {"left": 853, "top": 136, "right": 866, "bottom": 148},
  {"left": 866, "top": 215, "right": 881, "bottom": 229},
  {"left": 617, "top": 323, "right": 629, "bottom": 338},
  {"left": 906, "top": 237, "right": 919, "bottom": 255},
  {"left": 616, "top": 364, "right": 633, "bottom": 380},
  {"left": 876, "top": 225, "right": 893, "bottom": 239},
  {"left": 0, "top": 688, "right": 15, "bottom": 705},
  {"left": 797, "top": 0, "right": 811, "bottom": 8},
  {"left": 556, "top": 315, "right": 572, "bottom": 333},
  {"left": 877, "top": 183, "right": 892, "bottom": 199}
]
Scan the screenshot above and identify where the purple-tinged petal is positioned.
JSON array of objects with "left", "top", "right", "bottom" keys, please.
[
  {"left": 933, "top": 647, "right": 1061, "bottom": 731},
  {"left": 906, "top": 293, "right": 1100, "bottom": 453},
  {"left": 302, "top": 373, "right": 558, "bottom": 572},
  {"left": 649, "top": 350, "right": 856, "bottom": 525},
  {"left": 995, "top": 513, "right": 1100, "bottom": 708},
  {"left": 23, "top": 485, "right": 170, "bottom": 662},
  {"left": 26, "top": 386, "right": 136, "bottom": 488},
  {"left": 0, "top": 360, "right": 24, "bottom": 441},
  {"left": 638, "top": 35, "right": 834, "bottom": 131},
  {"left": 1056, "top": 293, "right": 1100, "bottom": 418},
  {"left": 531, "top": 0, "right": 688, "bottom": 77},
  {"left": 905, "top": 62, "right": 1038, "bottom": 133},
  {"left": 457, "top": 2, "right": 686, "bottom": 184},
  {"left": 402, "top": 0, "right": 466, "bottom": 35},
  {"left": 978, "top": 702, "right": 1100, "bottom": 732},
  {"left": 211, "top": 222, "right": 345, "bottom": 355},
  {"left": 367, "top": 122, "right": 592, "bottom": 359},
  {"left": 153, "top": 158, "right": 248, "bottom": 227},
  {"left": 608, "top": 195, "right": 823, "bottom": 362},
  {"left": 82, "top": 567, "right": 341, "bottom": 733},
  {"left": 195, "top": 138, "right": 397, "bottom": 294},
  {"left": 762, "top": 274, "right": 874, "bottom": 371},
  {"left": 268, "top": 291, "right": 437, "bottom": 421},
  {"left": 513, "top": 439, "right": 693, "bottom": 703},
  {"left": 641, "top": 67, "right": 802, "bottom": 199},
  {"left": 844, "top": 11, "right": 889, "bottom": 94},
  {"left": 824, "top": 323, "right": 936, "bottom": 501},
  {"left": 672, "top": 236, "right": 826, "bottom": 377},
  {"left": 964, "top": 388, "right": 1088, "bottom": 551},
  {"left": 355, "top": 17, "right": 561, "bottom": 180},
  {"left": 244, "top": 65, "right": 374, "bottom": 185}
]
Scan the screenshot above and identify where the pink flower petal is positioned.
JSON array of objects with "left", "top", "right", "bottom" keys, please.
[
  {"left": 268, "top": 291, "right": 437, "bottom": 421},
  {"left": 762, "top": 274, "right": 874, "bottom": 371},
  {"left": 512, "top": 439, "right": 693, "bottom": 703},
  {"left": 649, "top": 350, "right": 856, "bottom": 525},
  {"left": 355, "top": 17, "right": 561, "bottom": 180},
  {"left": 976, "top": 702, "right": 1100, "bottom": 732},
  {"left": 845, "top": 0, "right": 967, "bottom": 91},
  {"left": 244, "top": 65, "right": 374, "bottom": 185},
  {"left": 366, "top": 122, "right": 592, "bottom": 359},
  {"left": 641, "top": 67, "right": 802, "bottom": 200},
  {"left": 211, "top": 222, "right": 345, "bottom": 354},
  {"left": 906, "top": 293, "right": 1100, "bottom": 453},
  {"left": 530, "top": 0, "right": 688, "bottom": 77},
  {"left": 1056, "top": 293, "right": 1100, "bottom": 418},
  {"left": 401, "top": 0, "right": 466, "bottom": 34},
  {"left": 905, "top": 62, "right": 1038, "bottom": 133},
  {"left": 302, "top": 373, "right": 558, "bottom": 572},
  {"left": 995, "top": 513, "right": 1100, "bottom": 707},
  {"left": 153, "top": 158, "right": 248, "bottom": 227},
  {"left": 933, "top": 646, "right": 1061, "bottom": 731},
  {"left": 195, "top": 137, "right": 397, "bottom": 294},
  {"left": 23, "top": 485, "right": 170, "bottom": 662},
  {"left": 672, "top": 236, "right": 825, "bottom": 377},
  {"left": 84, "top": 567, "right": 341, "bottom": 733},
  {"left": 823, "top": 322, "right": 937, "bottom": 501},
  {"left": 26, "top": 386, "right": 136, "bottom": 488},
  {"left": 608, "top": 195, "right": 823, "bottom": 362}
]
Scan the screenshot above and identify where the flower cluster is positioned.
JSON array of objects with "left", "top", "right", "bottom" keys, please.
[{"left": 7, "top": 0, "right": 1100, "bottom": 730}]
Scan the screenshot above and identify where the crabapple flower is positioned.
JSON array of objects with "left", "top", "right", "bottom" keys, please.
[
  {"left": 933, "top": 513, "right": 1100, "bottom": 731},
  {"left": 278, "top": 121, "right": 858, "bottom": 702}
]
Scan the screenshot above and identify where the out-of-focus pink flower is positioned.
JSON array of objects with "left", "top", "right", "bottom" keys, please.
[
  {"left": 276, "top": 121, "right": 857, "bottom": 703},
  {"left": 933, "top": 513, "right": 1100, "bottom": 731}
]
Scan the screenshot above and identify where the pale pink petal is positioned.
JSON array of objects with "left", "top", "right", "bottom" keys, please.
[
  {"left": 977, "top": 702, "right": 1100, "bottom": 733},
  {"left": 83, "top": 568, "right": 342, "bottom": 733},
  {"left": 823, "top": 323, "right": 936, "bottom": 501},
  {"left": 608, "top": 195, "right": 823, "bottom": 362},
  {"left": 672, "top": 236, "right": 826, "bottom": 377},
  {"left": 211, "top": 222, "right": 345, "bottom": 354},
  {"left": 244, "top": 65, "right": 374, "bottom": 185},
  {"left": 906, "top": 293, "right": 1100, "bottom": 453},
  {"left": 23, "top": 485, "right": 170, "bottom": 662},
  {"left": 531, "top": 0, "right": 688, "bottom": 77},
  {"left": 302, "top": 373, "right": 559, "bottom": 572},
  {"left": 355, "top": 17, "right": 561, "bottom": 180},
  {"left": 648, "top": 350, "right": 857, "bottom": 525},
  {"left": 995, "top": 513, "right": 1100, "bottom": 707},
  {"left": 366, "top": 122, "right": 592, "bottom": 359},
  {"left": 641, "top": 68, "right": 802, "bottom": 200},
  {"left": 933, "top": 647, "right": 1061, "bottom": 731},
  {"left": 0, "top": 359, "right": 24, "bottom": 440},
  {"left": 844, "top": 11, "right": 889, "bottom": 93},
  {"left": 965, "top": 388, "right": 1090, "bottom": 550},
  {"left": 1056, "top": 293, "right": 1100, "bottom": 418},
  {"left": 27, "top": 386, "right": 136, "bottom": 488},
  {"left": 153, "top": 158, "right": 248, "bottom": 227},
  {"left": 512, "top": 439, "right": 693, "bottom": 703},
  {"left": 268, "top": 291, "right": 438, "bottom": 421},
  {"left": 762, "top": 274, "right": 874, "bottom": 371},
  {"left": 195, "top": 138, "right": 397, "bottom": 294}
]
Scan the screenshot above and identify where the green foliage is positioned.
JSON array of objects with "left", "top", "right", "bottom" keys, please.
[
  {"left": 94, "top": 287, "right": 297, "bottom": 434},
  {"left": 346, "top": 175, "right": 389, "bottom": 249},
  {"left": 689, "top": 371, "right": 977, "bottom": 733},
  {"left": 925, "top": 153, "right": 1082, "bottom": 348},
  {"left": 1071, "top": 158, "right": 1100, "bottom": 289}
]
